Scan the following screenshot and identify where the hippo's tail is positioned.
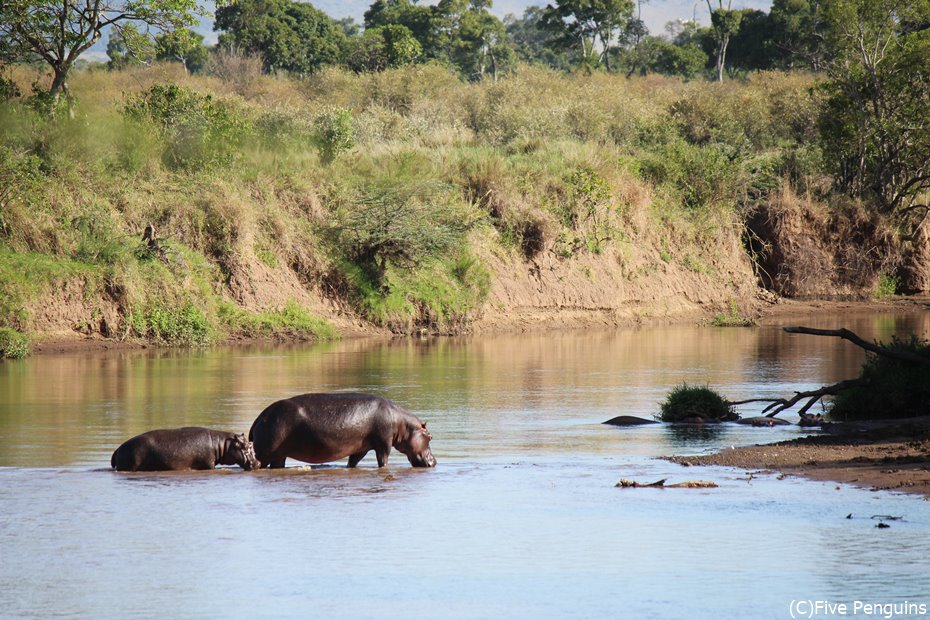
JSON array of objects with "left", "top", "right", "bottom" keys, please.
[{"left": 110, "top": 448, "right": 118, "bottom": 470}]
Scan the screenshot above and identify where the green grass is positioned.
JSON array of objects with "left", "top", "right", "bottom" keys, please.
[
  {"left": 219, "top": 301, "right": 338, "bottom": 340},
  {"left": 0, "top": 327, "right": 29, "bottom": 359},
  {"left": 873, "top": 273, "right": 898, "bottom": 299},
  {"left": 127, "top": 302, "right": 213, "bottom": 345},
  {"left": 0, "top": 246, "right": 100, "bottom": 328},
  {"left": 710, "top": 300, "right": 756, "bottom": 327}
]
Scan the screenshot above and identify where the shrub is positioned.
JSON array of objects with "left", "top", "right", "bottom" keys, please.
[
  {"left": 313, "top": 106, "right": 354, "bottom": 164},
  {"left": 219, "top": 301, "right": 337, "bottom": 340},
  {"left": 710, "top": 300, "right": 755, "bottom": 327},
  {"left": 325, "top": 180, "right": 479, "bottom": 283},
  {"left": 128, "top": 302, "right": 212, "bottom": 345},
  {"left": 0, "top": 327, "right": 29, "bottom": 359},
  {"left": 123, "top": 83, "right": 250, "bottom": 170},
  {"left": 830, "top": 336, "right": 930, "bottom": 421},
  {"left": 0, "top": 147, "right": 42, "bottom": 242},
  {"left": 657, "top": 384, "right": 738, "bottom": 422},
  {"left": 873, "top": 273, "right": 898, "bottom": 299}
]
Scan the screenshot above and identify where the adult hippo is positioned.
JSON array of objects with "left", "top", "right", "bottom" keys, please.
[
  {"left": 249, "top": 393, "right": 436, "bottom": 469},
  {"left": 111, "top": 427, "right": 259, "bottom": 472}
]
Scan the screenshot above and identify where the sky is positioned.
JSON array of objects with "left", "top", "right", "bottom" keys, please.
[
  {"left": 313, "top": 0, "right": 774, "bottom": 36},
  {"left": 86, "top": 0, "right": 774, "bottom": 62}
]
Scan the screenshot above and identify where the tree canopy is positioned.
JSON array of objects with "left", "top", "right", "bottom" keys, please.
[
  {"left": 0, "top": 0, "right": 201, "bottom": 97},
  {"left": 214, "top": 0, "right": 346, "bottom": 74},
  {"left": 817, "top": 0, "right": 930, "bottom": 228}
]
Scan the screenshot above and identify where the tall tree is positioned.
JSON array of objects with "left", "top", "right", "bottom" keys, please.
[
  {"left": 155, "top": 28, "right": 208, "bottom": 74},
  {"left": 542, "top": 0, "right": 636, "bottom": 71},
  {"left": 0, "top": 0, "right": 200, "bottom": 99},
  {"left": 725, "top": 9, "right": 777, "bottom": 71},
  {"left": 346, "top": 24, "right": 422, "bottom": 72},
  {"left": 705, "top": 0, "right": 742, "bottom": 81},
  {"left": 769, "top": 0, "right": 827, "bottom": 70},
  {"left": 214, "top": 0, "right": 345, "bottom": 74},
  {"left": 364, "top": 0, "right": 438, "bottom": 55},
  {"left": 505, "top": 6, "right": 573, "bottom": 70},
  {"left": 434, "top": 0, "right": 514, "bottom": 80},
  {"left": 818, "top": 0, "right": 930, "bottom": 232},
  {"left": 106, "top": 24, "right": 156, "bottom": 70}
]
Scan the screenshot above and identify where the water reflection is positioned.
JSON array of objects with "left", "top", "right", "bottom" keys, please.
[
  {"left": 2, "top": 310, "right": 930, "bottom": 467},
  {"left": 664, "top": 423, "right": 728, "bottom": 447}
]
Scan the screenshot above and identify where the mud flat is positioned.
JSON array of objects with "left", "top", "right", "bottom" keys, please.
[{"left": 667, "top": 420, "right": 930, "bottom": 498}]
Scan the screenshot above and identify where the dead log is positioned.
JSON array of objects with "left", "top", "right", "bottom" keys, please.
[
  {"left": 728, "top": 326, "right": 929, "bottom": 418},
  {"left": 783, "top": 326, "right": 930, "bottom": 366},
  {"left": 730, "top": 379, "right": 865, "bottom": 417},
  {"left": 615, "top": 478, "right": 718, "bottom": 489}
]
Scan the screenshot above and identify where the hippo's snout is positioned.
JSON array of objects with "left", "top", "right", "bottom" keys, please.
[{"left": 411, "top": 449, "right": 437, "bottom": 468}]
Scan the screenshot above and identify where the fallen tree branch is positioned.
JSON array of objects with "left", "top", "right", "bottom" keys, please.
[
  {"left": 783, "top": 327, "right": 930, "bottom": 366},
  {"left": 615, "top": 478, "right": 718, "bottom": 489},
  {"left": 729, "top": 379, "right": 866, "bottom": 417}
]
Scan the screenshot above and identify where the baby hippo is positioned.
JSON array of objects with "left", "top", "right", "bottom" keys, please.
[{"left": 111, "top": 427, "right": 260, "bottom": 472}]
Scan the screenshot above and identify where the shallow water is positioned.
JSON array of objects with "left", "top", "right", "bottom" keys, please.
[{"left": 2, "top": 312, "right": 930, "bottom": 619}]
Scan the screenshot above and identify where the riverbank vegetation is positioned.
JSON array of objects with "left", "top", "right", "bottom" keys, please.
[{"left": 0, "top": 0, "right": 928, "bottom": 350}]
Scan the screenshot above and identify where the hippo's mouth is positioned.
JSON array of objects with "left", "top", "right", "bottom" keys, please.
[
  {"left": 241, "top": 443, "right": 260, "bottom": 471},
  {"left": 410, "top": 452, "right": 437, "bottom": 468}
]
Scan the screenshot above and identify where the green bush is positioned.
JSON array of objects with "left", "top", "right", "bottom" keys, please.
[
  {"left": 325, "top": 180, "right": 479, "bottom": 283},
  {"left": 638, "top": 140, "right": 741, "bottom": 210},
  {"left": 358, "top": 256, "right": 491, "bottom": 334},
  {"left": 830, "top": 336, "right": 930, "bottom": 421},
  {"left": 710, "top": 300, "right": 755, "bottom": 327},
  {"left": 313, "top": 106, "right": 354, "bottom": 164},
  {"left": 219, "top": 301, "right": 337, "bottom": 340},
  {"left": 0, "top": 327, "right": 29, "bottom": 359},
  {"left": 657, "top": 384, "right": 738, "bottom": 422},
  {"left": 123, "top": 83, "right": 250, "bottom": 170},
  {"left": 128, "top": 302, "right": 212, "bottom": 345},
  {"left": 873, "top": 273, "right": 898, "bottom": 299}
]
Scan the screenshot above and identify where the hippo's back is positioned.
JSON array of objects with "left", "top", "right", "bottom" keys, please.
[
  {"left": 249, "top": 393, "right": 397, "bottom": 466},
  {"left": 111, "top": 427, "right": 218, "bottom": 471}
]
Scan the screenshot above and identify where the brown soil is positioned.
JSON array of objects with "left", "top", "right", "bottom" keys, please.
[{"left": 666, "top": 422, "right": 930, "bottom": 498}]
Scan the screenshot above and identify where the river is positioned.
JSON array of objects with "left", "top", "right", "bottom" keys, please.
[{"left": 2, "top": 312, "right": 930, "bottom": 619}]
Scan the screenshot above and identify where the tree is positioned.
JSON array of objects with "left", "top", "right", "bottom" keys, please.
[
  {"left": 434, "top": 0, "right": 514, "bottom": 80},
  {"left": 155, "top": 28, "right": 208, "bottom": 74},
  {"left": 364, "top": 0, "right": 438, "bottom": 55},
  {"left": 542, "top": 0, "right": 637, "bottom": 71},
  {"left": 705, "top": 0, "right": 743, "bottom": 81},
  {"left": 725, "top": 9, "right": 777, "bottom": 71},
  {"left": 818, "top": 0, "right": 930, "bottom": 233},
  {"left": 346, "top": 24, "right": 422, "bottom": 72},
  {"left": 505, "top": 7, "right": 573, "bottom": 71},
  {"left": 624, "top": 35, "right": 706, "bottom": 78},
  {"left": 214, "top": 0, "right": 345, "bottom": 74},
  {"left": 769, "top": 0, "right": 827, "bottom": 70},
  {"left": 106, "top": 24, "right": 156, "bottom": 70},
  {"left": 0, "top": 0, "right": 200, "bottom": 100}
]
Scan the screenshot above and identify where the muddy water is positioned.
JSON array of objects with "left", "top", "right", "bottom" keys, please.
[{"left": 2, "top": 312, "right": 930, "bottom": 618}]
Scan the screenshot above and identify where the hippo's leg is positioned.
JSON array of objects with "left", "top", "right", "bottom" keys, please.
[
  {"left": 375, "top": 448, "right": 390, "bottom": 468},
  {"left": 347, "top": 451, "right": 369, "bottom": 468},
  {"left": 268, "top": 458, "right": 287, "bottom": 469}
]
